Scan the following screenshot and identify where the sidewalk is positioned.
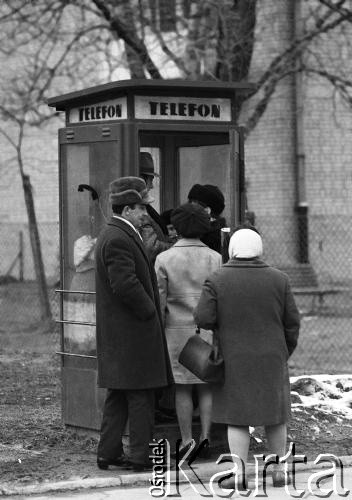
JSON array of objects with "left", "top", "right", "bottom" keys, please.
[{"left": 1, "top": 454, "right": 352, "bottom": 498}]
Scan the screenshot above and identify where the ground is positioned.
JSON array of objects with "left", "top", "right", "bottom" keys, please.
[
  {"left": 1, "top": 325, "right": 352, "bottom": 489},
  {"left": 1, "top": 282, "right": 352, "bottom": 489}
]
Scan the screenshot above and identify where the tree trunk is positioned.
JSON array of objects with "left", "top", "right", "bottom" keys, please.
[{"left": 22, "top": 174, "right": 52, "bottom": 323}]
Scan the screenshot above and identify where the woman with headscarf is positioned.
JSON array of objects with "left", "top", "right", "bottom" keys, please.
[
  {"left": 155, "top": 203, "right": 222, "bottom": 459},
  {"left": 194, "top": 227, "right": 300, "bottom": 490}
]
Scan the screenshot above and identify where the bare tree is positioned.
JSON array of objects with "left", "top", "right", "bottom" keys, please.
[
  {"left": 2, "top": 0, "right": 352, "bottom": 133},
  {"left": 0, "top": 3, "right": 101, "bottom": 323},
  {"left": 1, "top": 0, "right": 352, "bottom": 320},
  {"left": 0, "top": 112, "right": 52, "bottom": 322},
  {"left": 0, "top": 1, "right": 135, "bottom": 322}
]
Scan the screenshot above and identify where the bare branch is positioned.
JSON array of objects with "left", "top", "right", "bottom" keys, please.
[
  {"left": 242, "top": 69, "right": 295, "bottom": 136},
  {"left": 318, "top": 0, "right": 352, "bottom": 19},
  {"left": 304, "top": 66, "right": 352, "bottom": 104},
  {"left": 252, "top": 4, "right": 352, "bottom": 100},
  {"left": 91, "top": 0, "right": 163, "bottom": 78},
  {"left": 147, "top": 26, "right": 191, "bottom": 77}
]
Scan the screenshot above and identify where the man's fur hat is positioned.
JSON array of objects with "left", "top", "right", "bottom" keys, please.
[{"left": 109, "top": 176, "right": 154, "bottom": 206}]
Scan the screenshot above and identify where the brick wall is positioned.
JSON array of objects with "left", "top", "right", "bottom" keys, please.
[
  {"left": 1, "top": 0, "right": 352, "bottom": 284},
  {"left": 304, "top": 79, "right": 352, "bottom": 282},
  {"left": 241, "top": 0, "right": 352, "bottom": 283},
  {"left": 242, "top": 0, "right": 298, "bottom": 265}
]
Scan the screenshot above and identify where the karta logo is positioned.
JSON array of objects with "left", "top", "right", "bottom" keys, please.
[{"left": 149, "top": 440, "right": 350, "bottom": 498}]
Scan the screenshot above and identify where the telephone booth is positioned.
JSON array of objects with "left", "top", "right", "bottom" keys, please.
[{"left": 48, "top": 79, "right": 252, "bottom": 431}]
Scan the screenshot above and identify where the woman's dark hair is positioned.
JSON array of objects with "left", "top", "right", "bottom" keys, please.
[
  {"left": 171, "top": 202, "right": 210, "bottom": 238},
  {"left": 160, "top": 208, "right": 174, "bottom": 227}
]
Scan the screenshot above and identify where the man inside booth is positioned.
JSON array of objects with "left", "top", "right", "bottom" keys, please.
[
  {"left": 139, "top": 152, "right": 175, "bottom": 263},
  {"left": 139, "top": 152, "right": 178, "bottom": 423}
]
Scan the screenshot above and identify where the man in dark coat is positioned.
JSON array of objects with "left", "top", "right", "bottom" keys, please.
[
  {"left": 139, "top": 152, "right": 177, "bottom": 422},
  {"left": 95, "top": 176, "right": 174, "bottom": 472},
  {"left": 139, "top": 152, "right": 174, "bottom": 263}
]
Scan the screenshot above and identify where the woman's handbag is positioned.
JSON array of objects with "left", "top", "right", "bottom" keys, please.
[{"left": 178, "top": 327, "right": 224, "bottom": 384}]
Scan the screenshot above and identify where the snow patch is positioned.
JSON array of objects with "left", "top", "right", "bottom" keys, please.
[{"left": 290, "top": 374, "right": 352, "bottom": 419}]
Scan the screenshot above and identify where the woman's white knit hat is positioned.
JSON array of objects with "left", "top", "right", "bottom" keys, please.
[{"left": 228, "top": 228, "right": 263, "bottom": 259}]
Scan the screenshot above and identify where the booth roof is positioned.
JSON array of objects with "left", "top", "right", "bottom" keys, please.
[{"left": 46, "top": 79, "right": 255, "bottom": 111}]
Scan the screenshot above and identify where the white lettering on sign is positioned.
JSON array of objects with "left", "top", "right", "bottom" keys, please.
[
  {"left": 69, "top": 97, "right": 127, "bottom": 123},
  {"left": 135, "top": 96, "right": 232, "bottom": 121}
]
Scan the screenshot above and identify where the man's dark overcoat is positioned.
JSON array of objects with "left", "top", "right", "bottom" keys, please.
[
  {"left": 95, "top": 217, "right": 174, "bottom": 390},
  {"left": 194, "top": 259, "right": 300, "bottom": 426}
]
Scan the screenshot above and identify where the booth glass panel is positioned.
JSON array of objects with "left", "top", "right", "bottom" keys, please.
[
  {"left": 61, "top": 140, "right": 119, "bottom": 357},
  {"left": 178, "top": 144, "right": 231, "bottom": 223},
  {"left": 139, "top": 130, "right": 236, "bottom": 223}
]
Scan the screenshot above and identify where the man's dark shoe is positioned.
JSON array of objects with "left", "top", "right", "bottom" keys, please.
[{"left": 97, "top": 456, "right": 127, "bottom": 470}]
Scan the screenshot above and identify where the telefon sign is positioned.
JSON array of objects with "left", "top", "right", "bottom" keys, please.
[
  {"left": 69, "top": 97, "right": 127, "bottom": 123},
  {"left": 135, "top": 96, "right": 232, "bottom": 122}
]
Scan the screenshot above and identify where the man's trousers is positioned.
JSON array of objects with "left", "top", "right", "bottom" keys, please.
[{"left": 97, "top": 388, "right": 155, "bottom": 465}]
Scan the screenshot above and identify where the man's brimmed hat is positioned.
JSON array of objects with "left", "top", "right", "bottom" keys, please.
[
  {"left": 109, "top": 176, "right": 154, "bottom": 206},
  {"left": 140, "top": 152, "right": 160, "bottom": 178}
]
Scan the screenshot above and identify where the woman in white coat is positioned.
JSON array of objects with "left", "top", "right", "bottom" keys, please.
[{"left": 155, "top": 203, "right": 222, "bottom": 458}]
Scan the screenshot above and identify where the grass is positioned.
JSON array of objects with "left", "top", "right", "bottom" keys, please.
[
  {"left": 290, "top": 315, "right": 352, "bottom": 375},
  {"left": 1, "top": 281, "right": 352, "bottom": 375},
  {"left": 1, "top": 281, "right": 352, "bottom": 486}
]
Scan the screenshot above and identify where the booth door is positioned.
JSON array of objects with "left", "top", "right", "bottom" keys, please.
[
  {"left": 139, "top": 127, "right": 244, "bottom": 228},
  {"left": 58, "top": 123, "right": 126, "bottom": 429},
  {"left": 139, "top": 127, "right": 243, "bottom": 426}
]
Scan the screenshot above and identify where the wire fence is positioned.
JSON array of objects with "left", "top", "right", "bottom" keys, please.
[
  {"left": 0, "top": 218, "right": 351, "bottom": 375},
  {"left": 0, "top": 221, "right": 59, "bottom": 283}
]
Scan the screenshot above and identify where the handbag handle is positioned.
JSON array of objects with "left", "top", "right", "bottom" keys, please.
[{"left": 195, "top": 325, "right": 221, "bottom": 356}]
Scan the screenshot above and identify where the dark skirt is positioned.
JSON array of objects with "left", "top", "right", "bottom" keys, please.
[{"left": 212, "top": 351, "right": 291, "bottom": 426}]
